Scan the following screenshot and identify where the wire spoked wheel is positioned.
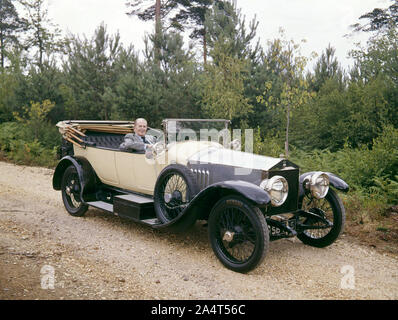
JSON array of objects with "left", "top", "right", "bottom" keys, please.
[
  {"left": 154, "top": 164, "right": 198, "bottom": 224},
  {"left": 160, "top": 173, "right": 189, "bottom": 220},
  {"left": 208, "top": 196, "right": 269, "bottom": 273},
  {"left": 61, "top": 166, "right": 88, "bottom": 217},
  {"left": 297, "top": 188, "right": 345, "bottom": 248}
]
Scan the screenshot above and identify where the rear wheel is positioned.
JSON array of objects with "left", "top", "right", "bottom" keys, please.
[
  {"left": 297, "top": 188, "right": 345, "bottom": 247},
  {"left": 61, "top": 165, "right": 88, "bottom": 217},
  {"left": 208, "top": 196, "right": 269, "bottom": 273}
]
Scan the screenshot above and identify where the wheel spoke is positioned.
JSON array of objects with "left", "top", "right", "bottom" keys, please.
[
  {"left": 302, "top": 196, "right": 334, "bottom": 239},
  {"left": 158, "top": 173, "right": 191, "bottom": 221},
  {"left": 216, "top": 207, "right": 256, "bottom": 263}
]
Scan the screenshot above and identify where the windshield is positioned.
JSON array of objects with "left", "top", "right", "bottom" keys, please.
[
  {"left": 147, "top": 127, "right": 164, "bottom": 143},
  {"left": 163, "top": 119, "right": 230, "bottom": 145}
]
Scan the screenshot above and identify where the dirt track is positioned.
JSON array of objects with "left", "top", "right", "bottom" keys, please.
[{"left": 0, "top": 161, "right": 397, "bottom": 300}]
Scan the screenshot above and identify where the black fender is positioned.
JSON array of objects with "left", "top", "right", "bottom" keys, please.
[
  {"left": 52, "top": 156, "right": 99, "bottom": 202},
  {"left": 153, "top": 180, "right": 271, "bottom": 232},
  {"left": 299, "top": 171, "right": 349, "bottom": 198}
]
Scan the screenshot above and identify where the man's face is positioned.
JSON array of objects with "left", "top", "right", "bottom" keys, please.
[{"left": 134, "top": 120, "right": 148, "bottom": 137}]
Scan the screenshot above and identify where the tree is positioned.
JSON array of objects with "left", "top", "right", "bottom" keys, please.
[
  {"left": 126, "top": 1, "right": 227, "bottom": 65},
  {"left": 20, "top": 0, "right": 64, "bottom": 68},
  {"left": 0, "top": 0, "right": 26, "bottom": 68},
  {"left": 204, "top": 1, "right": 259, "bottom": 61},
  {"left": 126, "top": 0, "right": 178, "bottom": 63},
  {"left": 349, "top": 27, "right": 398, "bottom": 84},
  {"left": 351, "top": 0, "right": 397, "bottom": 33},
  {"left": 13, "top": 99, "right": 55, "bottom": 140},
  {"left": 15, "top": 59, "right": 64, "bottom": 122},
  {"left": 201, "top": 40, "right": 253, "bottom": 121},
  {"left": 63, "top": 24, "right": 124, "bottom": 120},
  {"left": 126, "top": 0, "right": 179, "bottom": 25},
  {"left": 116, "top": 30, "right": 200, "bottom": 125},
  {"left": 256, "top": 31, "right": 315, "bottom": 157},
  {"left": 0, "top": 68, "right": 18, "bottom": 121},
  {"left": 310, "top": 44, "right": 344, "bottom": 92},
  {"left": 171, "top": 0, "right": 221, "bottom": 65}
]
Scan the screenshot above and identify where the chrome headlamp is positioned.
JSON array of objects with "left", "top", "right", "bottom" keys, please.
[
  {"left": 305, "top": 172, "right": 330, "bottom": 199},
  {"left": 260, "top": 175, "right": 288, "bottom": 207}
]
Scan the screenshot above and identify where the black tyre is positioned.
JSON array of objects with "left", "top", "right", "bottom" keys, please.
[
  {"left": 154, "top": 164, "right": 199, "bottom": 224},
  {"left": 208, "top": 196, "right": 269, "bottom": 273},
  {"left": 297, "top": 188, "right": 345, "bottom": 248},
  {"left": 61, "top": 165, "right": 88, "bottom": 217}
]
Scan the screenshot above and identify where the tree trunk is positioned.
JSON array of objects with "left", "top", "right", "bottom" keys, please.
[
  {"left": 285, "top": 103, "right": 290, "bottom": 158},
  {"left": 0, "top": 30, "right": 4, "bottom": 69},
  {"left": 155, "top": 0, "right": 161, "bottom": 65},
  {"left": 203, "top": 29, "right": 207, "bottom": 66}
]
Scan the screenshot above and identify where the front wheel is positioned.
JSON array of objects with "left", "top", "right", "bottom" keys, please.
[
  {"left": 61, "top": 165, "right": 88, "bottom": 217},
  {"left": 297, "top": 188, "right": 345, "bottom": 248},
  {"left": 208, "top": 196, "right": 269, "bottom": 273},
  {"left": 154, "top": 164, "right": 199, "bottom": 224}
]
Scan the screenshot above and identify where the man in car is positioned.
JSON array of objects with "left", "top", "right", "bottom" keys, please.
[{"left": 119, "top": 118, "right": 156, "bottom": 153}]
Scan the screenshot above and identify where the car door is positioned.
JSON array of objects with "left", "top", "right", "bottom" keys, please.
[
  {"left": 115, "top": 151, "right": 162, "bottom": 195},
  {"left": 75, "top": 146, "right": 119, "bottom": 186}
]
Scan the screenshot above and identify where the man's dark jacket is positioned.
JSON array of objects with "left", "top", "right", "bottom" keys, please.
[{"left": 119, "top": 133, "right": 156, "bottom": 152}]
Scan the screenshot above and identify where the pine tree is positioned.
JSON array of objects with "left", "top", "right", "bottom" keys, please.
[
  {"left": 20, "top": 0, "right": 64, "bottom": 68},
  {"left": 0, "top": 0, "right": 26, "bottom": 68}
]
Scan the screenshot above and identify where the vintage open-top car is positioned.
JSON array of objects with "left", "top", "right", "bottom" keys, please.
[{"left": 53, "top": 119, "right": 349, "bottom": 273}]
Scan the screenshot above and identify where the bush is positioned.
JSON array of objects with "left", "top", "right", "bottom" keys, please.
[
  {"left": 0, "top": 122, "right": 25, "bottom": 152},
  {"left": 288, "top": 125, "right": 398, "bottom": 210},
  {"left": 0, "top": 122, "right": 58, "bottom": 167}
]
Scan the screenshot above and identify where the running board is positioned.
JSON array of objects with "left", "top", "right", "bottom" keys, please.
[
  {"left": 87, "top": 201, "right": 114, "bottom": 213},
  {"left": 113, "top": 194, "right": 156, "bottom": 221},
  {"left": 88, "top": 194, "right": 159, "bottom": 227}
]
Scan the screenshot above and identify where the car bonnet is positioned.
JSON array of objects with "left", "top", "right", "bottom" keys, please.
[{"left": 188, "top": 147, "right": 283, "bottom": 171}]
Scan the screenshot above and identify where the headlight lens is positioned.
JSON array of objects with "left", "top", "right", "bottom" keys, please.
[
  {"left": 260, "top": 175, "right": 288, "bottom": 207},
  {"left": 308, "top": 172, "right": 329, "bottom": 199}
]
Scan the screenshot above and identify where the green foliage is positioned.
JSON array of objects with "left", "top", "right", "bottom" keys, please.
[
  {"left": 0, "top": 0, "right": 26, "bottom": 68},
  {"left": 372, "top": 176, "right": 398, "bottom": 206},
  {"left": 291, "top": 76, "right": 390, "bottom": 150},
  {"left": 201, "top": 41, "right": 252, "bottom": 121},
  {"left": 62, "top": 23, "right": 124, "bottom": 120},
  {"left": 0, "top": 69, "right": 18, "bottom": 122},
  {"left": 350, "top": 27, "right": 398, "bottom": 83},
  {"left": 0, "top": 122, "right": 25, "bottom": 152},
  {"left": 13, "top": 99, "right": 55, "bottom": 140},
  {"left": 19, "top": 0, "right": 64, "bottom": 68},
  {"left": 255, "top": 29, "right": 316, "bottom": 157},
  {"left": 204, "top": 1, "right": 259, "bottom": 60},
  {"left": 350, "top": 0, "right": 397, "bottom": 33},
  {"left": 0, "top": 121, "right": 58, "bottom": 167},
  {"left": 309, "top": 44, "right": 345, "bottom": 92},
  {"left": 289, "top": 126, "right": 398, "bottom": 206},
  {"left": 253, "top": 128, "right": 284, "bottom": 158}
]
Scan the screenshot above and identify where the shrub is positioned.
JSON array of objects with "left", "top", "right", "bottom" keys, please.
[{"left": 0, "top": 122, "right": 58, "bottom": 167}]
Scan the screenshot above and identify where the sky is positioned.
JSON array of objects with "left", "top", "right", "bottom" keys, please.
[{"left": 37, "top": 0, "right": 391, "bottom": 70}]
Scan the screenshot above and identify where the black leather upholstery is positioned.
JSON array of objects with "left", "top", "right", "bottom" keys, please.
[{"left": 83, "top": 131, "right": 125, "bottom": 150}]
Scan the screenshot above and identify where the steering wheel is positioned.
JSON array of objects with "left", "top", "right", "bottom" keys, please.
[{"left": 151, "top": 141, "right": 166, "bottom": 158}]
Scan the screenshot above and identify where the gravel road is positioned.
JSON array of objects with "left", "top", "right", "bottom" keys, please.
[{"left": 0, "top": 161, "right": 397, "bottom": 300}]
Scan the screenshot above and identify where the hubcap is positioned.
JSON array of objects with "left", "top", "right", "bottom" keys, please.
[
  {"left": 223, "top": 231, "right": 235, "bottom": 242},
  {"left": 64, "top": 174, "right": 81, "bottom": 209}
]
